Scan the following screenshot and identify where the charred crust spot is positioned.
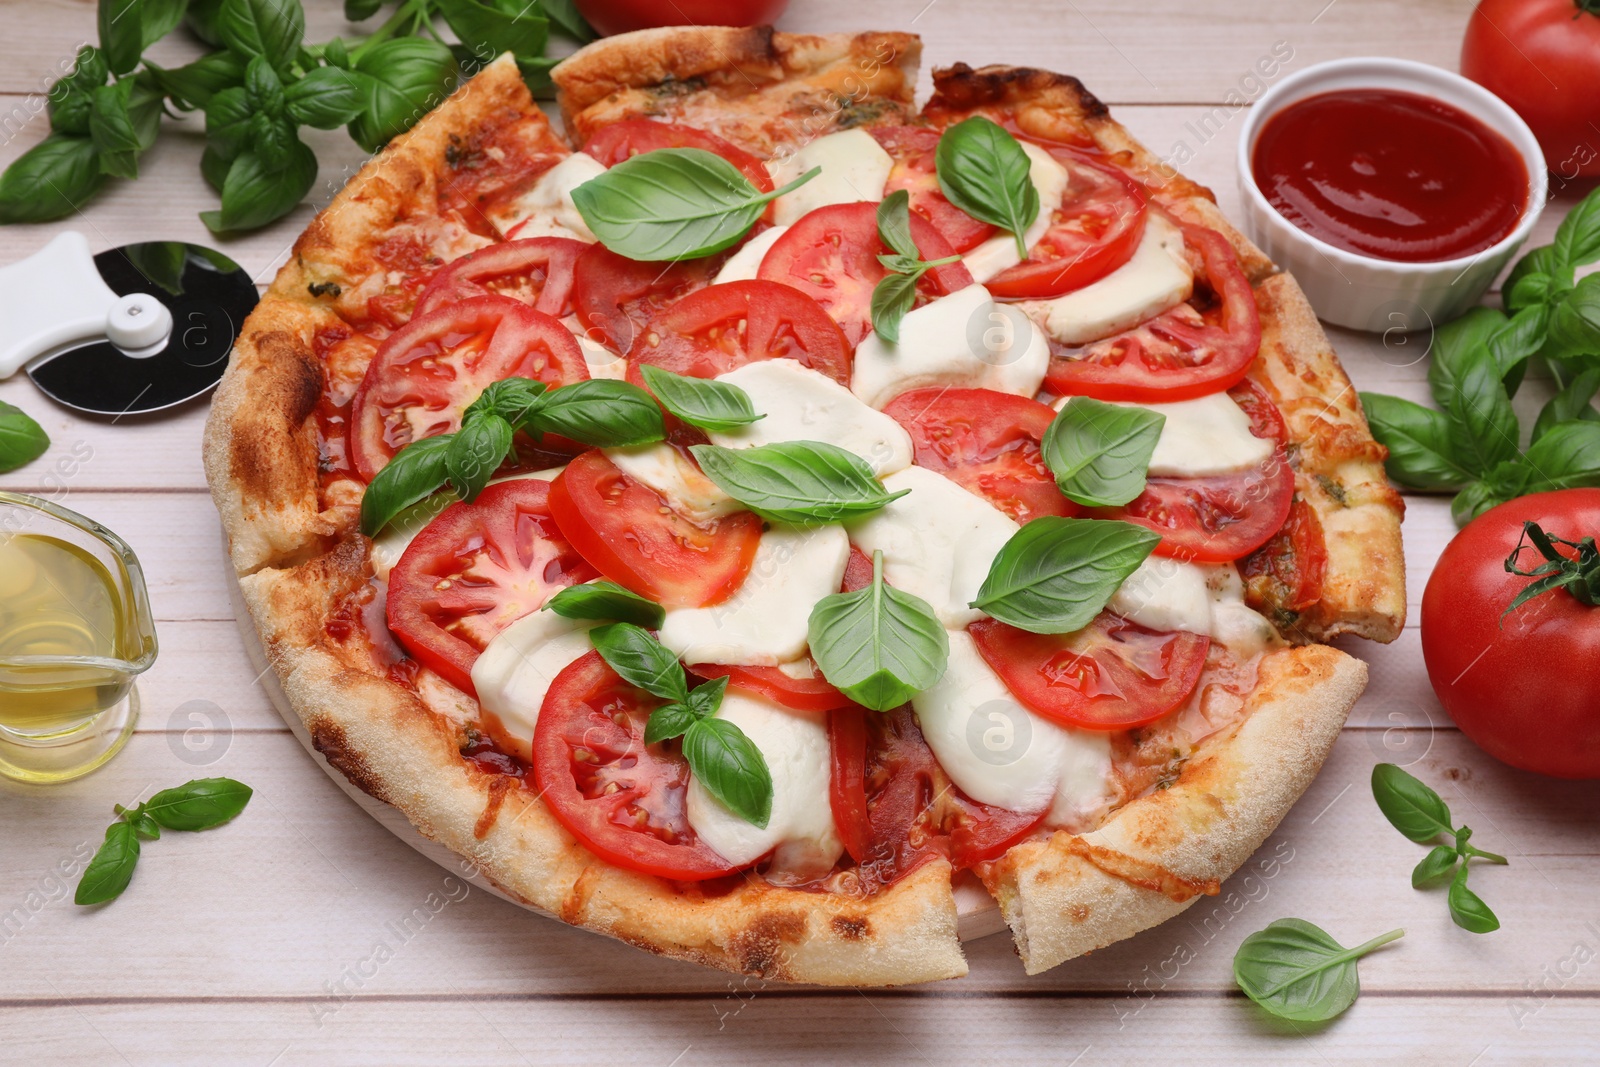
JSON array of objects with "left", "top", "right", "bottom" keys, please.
[
  {"left": 227, "top": 331, "right": 322, "bottom": 504},
  {"left": 308, "top": 281, "right": 342, "bottom": 299},
  {"left": 309, "top": 717, "right": 393, "bottom": 805},
  {"left": 930, "top": 63, "right": 1108, "bottom": 120},
  {"left": 730, "top": 912, "right": 807, "bottom": 978},
  {"left": 474, "top": 776, "right": 516, "bottom": 839},
  {"left": 831, "top": 914, "right": 871, "bottom": 941}
]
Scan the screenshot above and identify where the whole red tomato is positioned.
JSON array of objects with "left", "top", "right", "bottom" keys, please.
[
  {"left": 1461, "top": 0, "right": 1600, "bottom": 178},
  {"left": 574, "top": 0, "right": 789, "bottom": 37},
  {"left": 1421, "top": 489, "right": 1600, "bottom": 779}
]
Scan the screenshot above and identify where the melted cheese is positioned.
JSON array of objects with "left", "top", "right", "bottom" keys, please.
[
  {"left": 714, "top": 225, "right": 789, "bottom": 284},
  {"left": 603, "top": 443, "right": 741, "bottom": 524},
  {"left": 770, "top": 129, "right": 893, "bottom": 226},
  {"left": 1034, "top": 215, "right": 1193, "bottom": 345},
  {"left": 469, "top": 611, "right": 595, "bottom": 763},
  {"left": 562, "top": 314, "right": 627, "bottom": 379},
  {"left": 961, "top": 143, "right": 1072, "bottom": 283},
  {"left": 490, "top": 153, "right": 607, "bottom": 241},
  {"left": 1055, "top": 391, "right": 1275, "bottom": 478},
  {"left": 1109, "top": 557, "right": 1277, "bottom": 655}
]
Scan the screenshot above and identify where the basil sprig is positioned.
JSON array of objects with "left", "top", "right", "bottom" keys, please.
[
  {"left": 0, "top": 401, "right": 51, "bottom": 473},
  {"left": 547, "top": 580, "right": 665, "bottom": 629},
  {"left": 971, "top": 517, "right": 1159, "bottom": 634},
  {"left": 1233, "top": 919, "right": 1404, "bottom": 1022},
  {"left": 573, "top": 148, "right": 819, "bottom": 262},
  {"left": 1371, "top": 763, "right": 1507, "bottom": 933},
  {"left": 869, "top": 190, "right": 962, "bottom": 344},
  {"left": 808, "top": 549, "right": 949, "bottom": 711},
  {"left": 640, "top": 364, "right": 763, "bottom": 433},
  {"left": 1042, "top": 398, "right": 1165, "bottom": 508},
  {"left": 590, "top": 623, "right": 772, "bottom": 827},
  {"left": 935, "top": 115, "right": 1040, "bottom": 259},
  {"left": 690, "top": 441, "right": 909, "bottom": 526},
  {"left": 76, "top": 778, "right": 254, "bottom": 905}
]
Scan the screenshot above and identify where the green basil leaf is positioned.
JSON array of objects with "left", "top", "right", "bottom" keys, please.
[
  {"left": 1427, "top": 309, "right": 1520, "bottom": 474},
  {"left": 446, "top": 413, "right": 513, "bottom": 503},
  {"left": 75, "top": 821, "right": 141, "bottom": 905},
  {"left": 869, "top": 269, "right": 919, "bottom": 346},
  {"left": 936, "top": 115, "right": 1039, "bottom": 259},
  {"left": 47, "top": 47, "right": 109, "bottom": 135},
  {"left": 525, "top": 379, "right": 666, "bottom": 447},
  {"left": 1507, "top": 243, "right": 1573, "bottom": 306},
  {"left": 0, "top": 135, "right": 107, "bottom": 223},
  {"left": 640, "top": 364, "right": 763, "bottom": 432},
  {"left": 0, "top": 401, "right": 51, "bottom": 473},
  {"left": 347, "top": 38, "right": 459, "bottom": 153},
  {"left": 683, "top": 716, "right": 773, "bottom": 829},
  {"left": 1371, "top": 763, "right": 1453, "bottom": 844},
  {"left": 143, "top": 777, "right": 254, "bottom": 831},
  {"left": 1447, "top": 865, "right": 1500, "bottom": 934},
  {"left": 200, "top": 144, "right": 231, "bottom": 192},
  {"left": 465, "top": 376, "right": 549, "bottom": 426},
  {"left": 344, "top": 0, "right": 383, "bottom": 19},
  {"left": 971, "top": 517, "right": 1158, "bottom": 634},
  {"left": 438, "top": 0, "right": 548, "bottom": 64},
  {"left": 128, "top": 809, "right": 163, "bottom": 840},
  {"left": 1504, "top": 269, "right": 1554, "bottom": 314},
  {"left": 1412, "top": 845, "right": 1459, "bottom": 888},
  {"left": 185, "top": 0, "right": 225, "bottom": 45},
  {"left": 876, "top": 189, "right": 919, "bottom": 262},
  {"left": 1515, "top": 420, "right": 1600, "bottom": 493},
  {"left": 204, "top": 85, "right": 254, "bottom": 160},
  {"left": 202, "top": 139, "right": 316, "bottom": 233},
  {"left": 249, "top": 111, "right": 297, "bottom": 170},
  {"left": 547, "top": 580, "right": 665, "bottom": 629},
  {"left": 808, "top": 550, "right": 949, "bottom": 711},
  {"left": 536, "top": 0, "right": 594, "bottom": 40},
  {"left": 590, "top": 622, "right": 689, "bottom": 704},
  {"left": 285, "top": 66, "right": 367, "bottom": 129},
  {"left": 690, "top": 441, "right": 907, "bottom": 525},
  {"left": 1043, "top": 397, "right": 1164, "bottom": 508},
  {"left": 572, "top": 147, "right": 818, "bottom": 262},
  {"left": 1232, "top": 919, "right": 1403, "bottom": 1023},
  {"left": 99, "top": 0, "right": 144, "bottom": 76},
  {"left": 1450, "top": 477, "right": 1503, "bottom": 527},
  {"left": 643, "top": 701, "right": 700, "bottom": 745},
  {"left": 242, "top": 53, "right": 285, "bottom": 115},
  {"left": 139, "top": 0, "right": 190, "bottom": 48},
  {"left": 88, "top": 82, "right": 143, "bottom": 180},
  {"left": 1358, "top": 392, "right": 1476, "bottom": 491},
  {"left": 216, "top": 0, "right": 304, "bottom": 72},
  {"left": 1544, "top": 274, "right": 1600, "bottom": 362},
  {"left": 1532, "top": 368, "right": 1600, "bottom": 445},
  {"left": 686, "top": 675, "right": 727, "bottom": 718},
  {"left": 360, "top": 434, "right": 454, "bottom": 536},
  {"left": 1551, "top": 187, "right": 1600, "bottom": 272},
  {"left": 515, "top": 53, "right": 562, "bottom": 99},
  {"left": 1488, "top": 303, "right": 1550, "bottom": 389}
]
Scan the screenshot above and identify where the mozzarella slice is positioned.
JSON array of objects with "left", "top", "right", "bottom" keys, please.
[
  {"left": 658, "top": 523, "right": 849, "bottom": 666},
  {"left": 846, "top": 466, "right": 1019, "bottom": 629},
  {"left": 770, "top": 129, "right": 893, "bottom": 226},
  {"left": 850, "top": 284, "right": 1051, "bottom": 409},
  {"left": 1109, "top": 557, "right": 1277, "bottom": 655},
  {"left": 369, "top": 469, "right": 562, "bottom": 582},
  {"left": 1138, "top": 393, "right": 1275, "bottom": 477},
  {"left": 470, "top": 610, "right": 595, "bottom": 763},
  {"left": 961, "top": 143, "right": 1072, "bottom": 283},
  {"left": 708, "top": 360, "right": 913, "bottom": 476},
  {"left": 1207, "top": 565, "right": 1278, "bottom": 657},
  {"left": 1033, "top": 215, "right": 1193, "bottom": 346},
  {"left": 714, "top": 226, "right": 789, "bottom": 284},
  {"left": 603, "top": 443, "right": 742, "bottom": 525},
  {"left": 684, "top": 691, "right": 843, "bottom": 880},
  {"left": 488, "top": 153, "right": 607, "bottom": 242}
]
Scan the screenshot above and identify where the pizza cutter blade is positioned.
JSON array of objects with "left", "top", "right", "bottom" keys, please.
[{"left": 0, "top": 231, "right": 259, "bottom": 417}]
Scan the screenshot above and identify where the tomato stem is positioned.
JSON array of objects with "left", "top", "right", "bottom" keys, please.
[
  {"left": 1576, "top": 0, "right": 1600, "bottom": 18},
  {"left": 1501, "top": 521, "right": 1600, "bottom": 622}
]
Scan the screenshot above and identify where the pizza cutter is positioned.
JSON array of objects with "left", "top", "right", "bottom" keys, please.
[{"left": 0, "top": 231, "right": 259, "bottom": 416}]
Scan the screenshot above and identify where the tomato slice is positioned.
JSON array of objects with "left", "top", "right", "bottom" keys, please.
[
  {"left": 758, "top": 202, "right": 974, "bottom": 346},
  {"left": 869, "top": 126, "right": 996, "bottom": 253},
  {"left": 986, "top": 148, "right": 1148, "bottom": 298},
  {"left": 547, "top": 449, "right": 761, "bottom": 609},
  {"left": 627, "top": 279, "right": 853, "bottom": 387},
  {"left": 414, "top": 237, "right": 586, "bottom": 320},
  {"left": 583, "top": 119, "right": 774, "bottom": 194},
  {"left": 688, "top": 660, "right": 853, "bottom": 712},
  {"left": 532, "top": 650, "right": 741, "bottom": 880},
  {"left": 882, "top": 387, "right": 1077, "bottom": 524},
  {"left": 1240, "top": 498, "right": 1329, "bottom": 619},
  {"left": 572, "top": 244, "right": 725, "bottom": 353},
  {"left": 386, "top": 479, "right": 598, "bottom": 695},
  {"left": 968, "top": 614, "right": 1210, "bottom": 731},
  {"left": 1043, "top": 224, "right": 1261, "bottom": 402},
  {"left": 841, "top": 544, "right": 874, "bottom": 593},
  {"left": 349, "top": 297, "right": 588, "bottom": 481},
  {"left": 945, "top": 792, "right": 1047, "bottom": 869}
]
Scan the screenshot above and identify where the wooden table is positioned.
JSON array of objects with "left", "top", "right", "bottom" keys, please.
[{"left": 2, "top": 1, "right": 1596, "bottom": 1063}]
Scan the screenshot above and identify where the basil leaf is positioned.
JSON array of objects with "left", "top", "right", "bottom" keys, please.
[
  {"left": 1552, "top": 187, "right": 1600, "bottom": 272},
  {"left": 1488, "top": 303, "right": 1550, "bottom": 387},
  {"left": 547, "top": 580, "right": 665, "bottom": 629},
  {"left": 691, "top": 441, "right": 908, "bottom": 525},
  {"left": 466, "top": 376, "right": 548, "bottom": 426},
  {"left": 1043, "top": 398, "right": 1165, "bottom": 508},
  {"left": 538, "top": 0, "right": 594, "bottom": 41},
  {"left": 1371, "top": 763, "right": 1453, "bottom": 843},
  {"left": 243, "top": 53, "right": 285, "bottom": 114},
  {"left": 526, "top": 379, "right": 665, "bottom": 447},
  {"left": 285, "top": 66, "right": 366, "bottom": 129},
  {"left": 1544, "top": 274, "right": 1600, "bottom": 362},
  {"left": 640, "top": 364, "right": 763, "bottom": 432},
  {"left": 876, "top": 189, "right": 920, "bottom": 262},
  {"left": 643, "top": 701, "right": 700, "bottom": 745},
  {"left": 204, "top": 85, "right": 254, "bottom": 160},
  {"left": 75, "top": 821, "right": 141, "bottom": 905},
  {"left": 98, "top": 0, "right": 144, "bottom": 76},
  {"left": 1448, "top": 866, "right": 1500, "bottom": 934},
  {"left": 128, "top": 809, "right": 163, "bottom": 840},
  {"left": 869, "top": 269, "right": 919, "bottom": 346},
  {"left": 88, "top": 83, "right": 143, "bottom": 180},
  {"left": 1427, "top": 309, "right": 1519, "bottom": 474},
  {"left": 808, "top": 550, "right": 949, "bottom": 711},
  {"left": 216, "top": 0, "right": 305, "bottom": 72},
  {"left": 348, "top": 38, "right": 459, "bottom": 153},
  {"left": 201, "top": 139, "right": 316, "bottom": 233},
  {"left": 683, "top": 716, "right": 773, "bottom": 829},
  {"left": 1232, "top": 919, "right": 1403, "bottom": 1023},
  {"left": 446, "top": 413, "right": 513, "bottom": 503},
  {"left": 149, "top": 51, "right": 244, "bottom": 111},
  {"left": 143, "top": 777, "right": 254, "bottom": 831},
  {"left": 972, "top": 517, "right": 1159, "bottom": 635},
  {"left": 1505, "top": 269, "right": 1555, "bottom": 314},
  {"left": 438, "top": 0, "right": 549, "bottom": 63},
  {"left": 1514, "top": 420, "right": 1600, "bottom": 493},
  {"left": 1359, "top": 392, "right": 1476, "bottom": 492},
  {"left": 1532, "top": 368, "right": 1600, "bottom": 444},
  {"left": 186, "top": 0, "right": 226, "bottom": 46},
  {"left": 139, "top": 0, "right": 189, "bottom": 48},
  {"left": 590, "top": 622, "right": 689, "bottom": 704},
  {"left": 345, "top": 0, "right": 383, "bottom": 19},
  {"left": 1507, "top": 243, "right": 1573, "bottom": 308},
  {"left": 1412, "top": 845, "right": 1459, "bottom": 888},
  {"left": 48, "top": 47, "right": 109, "bottom": 135},
  {"left": 0, "top": 401, "right": 51, "bottom": 473},
  {"left": 936, "top": 115, "right": 1039, "bottom": 259},
  {"left": 572, "top": 147, "right": 818, "bottom": 262},
  {"left": 686, "top": 675, "right": 727, "bottom": 718},
  {"left": 0, "top": 135, "right": 107, "bottom": 223},
  {"left": 360, "top": 434, "right": 453, "bottom": 536},
  {"left": 1450, "top": 477, "right": 1503, "bottom": 527}
]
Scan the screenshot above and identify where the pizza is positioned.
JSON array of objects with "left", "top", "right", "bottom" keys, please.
[{"left": 204, "top": 26, "right": 1406, "bottom": 985}]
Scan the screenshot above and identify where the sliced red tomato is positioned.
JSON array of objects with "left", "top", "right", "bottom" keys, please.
[
  {"left": 386, "top": 479, "right": 598, "bottom": 695},
  {"left": 1043, "top": 224, "right": 1261, "bottom": 402},
  {"left": 627, "top": 280, "right": 853, "bottom": 387},
  {"left": 944, "top": 792, "right": 1047, "bottom": 869},
  {"left": 572, "top": 244, "right": 725, "bottom": 354},
  {"left": 987, "top": 148, "right": 1147, "bottom": 299},
  {"left": 688, "top": 660, "right": 853, "bottom": 712},
  {"left": 969, "top": 613, "right": 1210, "bottom": 731},
  {"left": 882, "top": 387, "right": 1076, "bottom": 524},
  {"left": 532, "top": 650, "right": 741, "bottom": 880},
  {"left": 1240, "top": 498, "right": 1329, "bottom": 619},
  {"left": 841, "top": 545, "right": 874, "bottom": 593},
  {"left": 869, "top": 126, "right": 996, "bottom": 253},
  {"left": 547, "top": 449, "right": 761, "bottom": 609},
  {"left": 349, "top": 297, "right": 588, "bottom": 481},
  {"left": 758, "top": 202, "right": 974, "bottom": 346},
  {"left": 414, "top": 238, "right": 586, "bottom": 320},
  {"left": 584, "top": 119, "right": 774, "bottom": 193}
]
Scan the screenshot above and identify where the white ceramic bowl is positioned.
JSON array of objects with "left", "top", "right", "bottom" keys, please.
[{"left": 1236, "top": 57, "right": 1546, "bottom": 334}]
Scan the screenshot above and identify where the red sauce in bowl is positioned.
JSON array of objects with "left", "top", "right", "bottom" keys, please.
[{"left": 1251, "top": 88, "right": 1527, "bottom": 263}]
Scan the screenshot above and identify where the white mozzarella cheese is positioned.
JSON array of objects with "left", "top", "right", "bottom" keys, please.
[
  {"left": 603, "top": 443, "right": 742, "bottom": 524},
  {"left": 684, "top": 691, "right": 843, "bottom": 880},
  {"left": 709, "top": 360, "right": 913, "bottom": 476},
  {"left": 1206, "top": 565, "right": 1278, "bottom": 657},
  {"left": 1109, "top": 557, "right": 1277, "bottom": 655},
  {"left": 561, "top": 314, "right": 628, "bottom": 379},
  {"left": 961, "top": 143, "right": 1072, "bottom": 283},
  {"left": 846, "top": 466, "right": 1019, "bottom": 628},
  {"left": 770, "top": 129, "right": 893, "bottom": 226},
  {"left": 1138, "top": 393, "right": 1275, "bottom": 477},
  {"left": 1034, "top": 215, "right": 1193, "bottom": 346},
  {"left": 713, "top": 225, "right": 789, "bottom": 284},
  {"left": 469, "top": 610, "right": 595, "bottom": 763},
  {"left": 489, "top": 153, "right": 607, "bottom": 241},
  {"left": 369, "top": 469, "right": 562, "bottom": 582},
  {"left": 850, "top": 284, "right": 1051, "bottom": 409},
  {"left": 658, "top": 524, "right": 849, "bottom": 666},
  {"left": 1045, "top": 727, "right": 1118, "bottom": 831}
]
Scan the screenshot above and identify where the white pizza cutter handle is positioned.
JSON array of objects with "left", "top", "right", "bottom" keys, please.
[{"left": 0, "top": 231, "right": 174, "bottom": 379}]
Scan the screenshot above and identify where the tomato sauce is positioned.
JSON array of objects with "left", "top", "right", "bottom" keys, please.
[{"left": 1251, "top": 88, "right": 1527, "bottom": 262}]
